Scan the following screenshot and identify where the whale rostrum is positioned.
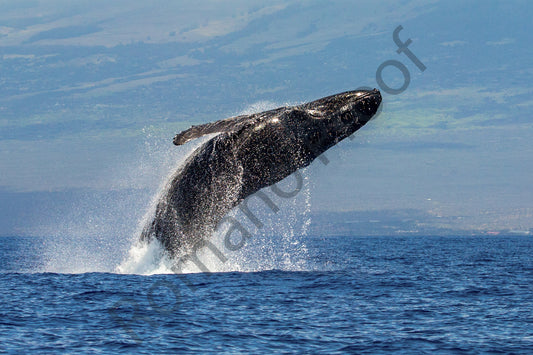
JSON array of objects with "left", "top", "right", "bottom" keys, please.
[{"left": 140, "top": 89, "right": 382, "bottom": 258}]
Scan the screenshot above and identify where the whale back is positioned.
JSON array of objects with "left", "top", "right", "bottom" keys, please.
[{"left": 173, "top": 107, "right": 286, "bottom": 146}]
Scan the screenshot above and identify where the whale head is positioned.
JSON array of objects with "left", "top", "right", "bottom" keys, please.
[
  {"left": 302, "top": 89, "right": 381, "bottom": 121},
  {"left": 287, "top": 89, "right": 382, "bottom": 158}
]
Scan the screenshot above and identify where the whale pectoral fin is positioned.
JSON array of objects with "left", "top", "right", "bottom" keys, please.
[{"left": 173, "top": 115, "right": 252, "bottom": 145}]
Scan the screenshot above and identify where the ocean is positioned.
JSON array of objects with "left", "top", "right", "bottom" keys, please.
[{"left": 1, "top": 234, "right": 532, "bottom": 353}]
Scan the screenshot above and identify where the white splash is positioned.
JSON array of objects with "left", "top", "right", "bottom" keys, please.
[
  {"left": 41, "top": 101, "right": 314, "bottom": 275},
  {"left": 116, "top": 102, "right": 314, "bottom": 275},
  {"left": 238, "top": 100, "right": 280, "bottom": 115},
  {"left": 115, "top": 240, "right": 174, "bottom": 275},
  {"left": 116, "top": 162, "right": 313, "bottom": 275}
]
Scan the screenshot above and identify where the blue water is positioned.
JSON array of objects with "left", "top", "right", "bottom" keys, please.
[{"left": 1, "top": 235, "right": 532, "bottom": 353}]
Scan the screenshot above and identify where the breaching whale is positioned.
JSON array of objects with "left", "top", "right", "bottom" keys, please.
[{"left": 141, "top": 89, "right": 382, "bottom": 258}]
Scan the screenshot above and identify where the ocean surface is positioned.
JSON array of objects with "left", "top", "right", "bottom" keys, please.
[{"left": 1, "top": 235, "right": 532, "bottom": 354}]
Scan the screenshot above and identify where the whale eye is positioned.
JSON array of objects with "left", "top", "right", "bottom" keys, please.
[
  {"left": 309, "top": 131, "right": 321, "bottom": 145},
  {"left": 340, "top": 113, "right": 353, "bottom": 123}
]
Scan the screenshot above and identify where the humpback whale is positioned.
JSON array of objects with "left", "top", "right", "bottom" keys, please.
[{"left": 141, "top": 89, "right": 382, "bottom": 258}]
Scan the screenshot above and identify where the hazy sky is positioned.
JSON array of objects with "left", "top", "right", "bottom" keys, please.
[{"left": 0, "top": 0, "right": 532, "bottom": 235}]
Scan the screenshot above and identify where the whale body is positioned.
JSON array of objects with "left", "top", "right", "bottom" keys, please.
[{"left": 141, "top": 89, "right": 382, "bottom": 258}]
